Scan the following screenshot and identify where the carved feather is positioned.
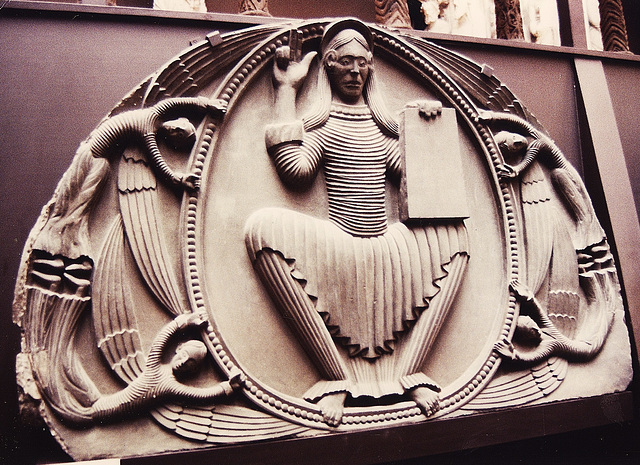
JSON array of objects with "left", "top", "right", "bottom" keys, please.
[
  {"left": 540, "top": 187, "right": 583, "bottom": 342},
  {"left": 520, "top": 162, "right": 554, "bottom": 295},
  {"left": 117, "top": 152, "right": 186, "bottom": 316},
  {"left": 151, "top": 403, "right": 309, "bottom": 443},
  {"left": 404, "top": 36, "right": 537, "bottom": 123},
  {"left": 462, "top": 356, "right": 567, "bottom": 410},
  {"left": 23, "top": 253, "right": 99, "bottom": 423},
  {"left": 143, "top": 25, "right": 285, "bottom": 105},
  {"left": 93, "top": 216, "right": 145, "bottom": 383}
]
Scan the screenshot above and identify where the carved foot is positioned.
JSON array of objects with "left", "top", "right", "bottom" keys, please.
[
  {"left": 175, "top": 172, "right": 201, "bottom": 192},
  {"left": 316, "top": 392, "right": 347, "bottom": 427},
  {"left": 206, "top": 98, "right": 228, "bottom": 118},
  {"left": 175, "top": 311, "right": 208, "bottom": 330},
  {"left": 410, "top": 386, "right": 440, "bottom": 417},
  {"left": 510, "top": 280, "right": 534, "bottom": 302},
  {"left": 219, "top": 370, "right": 244, "bottom": 396},
  {"left": 497, "top": 163, "right": 518, "bottom": 180},
  {"left": 478, "top": 110, "right": 497, "bottom": 122},
  {"left": 494, "top": 339, "right": 517, "bottom": 361}
]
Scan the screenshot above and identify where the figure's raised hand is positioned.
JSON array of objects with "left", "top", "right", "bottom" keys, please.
[{"left": 272, "top": 46, "right": 317, "bottom": 91}]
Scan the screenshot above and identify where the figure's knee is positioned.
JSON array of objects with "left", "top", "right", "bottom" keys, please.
[{"left": 244, "top": 207, "right": 284, "bottom": 261}]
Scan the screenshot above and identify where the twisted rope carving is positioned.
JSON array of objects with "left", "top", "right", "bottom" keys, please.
[
  {"left": 494, "top": 0, "right": 524, "bottom": 40},
  {"left": 375, "top": 0, "right": 412, "bottom": 28},
  {"left": 599, "top": 0, "right": 630, "bottom": 52}
]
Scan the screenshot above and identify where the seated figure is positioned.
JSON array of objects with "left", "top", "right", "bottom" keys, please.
[{"left": 245, "top": 19, "right": 469, "bottom": 426}]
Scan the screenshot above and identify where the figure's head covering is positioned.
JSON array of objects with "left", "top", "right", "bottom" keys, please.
[{"left": 320, "top": 18, "right": 374, "bottom": 57}]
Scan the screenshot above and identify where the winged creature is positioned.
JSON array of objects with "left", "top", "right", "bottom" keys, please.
[{"left": 464, "top": 113, "right": 618, "bottom": 410}]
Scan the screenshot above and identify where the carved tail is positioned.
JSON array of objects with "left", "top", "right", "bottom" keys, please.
[{"left": 23, "top": 252, "right": 100, "bottom": 424}]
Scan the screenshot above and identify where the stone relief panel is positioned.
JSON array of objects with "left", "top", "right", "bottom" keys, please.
[
  {"left": 584, "top": 0, "right": 605, "bottom": 51},
  {"left": 13, "top": 18, "right": 632, "bottom": 460}
]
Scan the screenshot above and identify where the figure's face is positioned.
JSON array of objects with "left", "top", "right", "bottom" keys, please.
[
  {"left": 325, "top": 39, "right": 371, "bottom": 105},
  {"left": 171, "top": 340, "right": 207, "bottom": 376}
]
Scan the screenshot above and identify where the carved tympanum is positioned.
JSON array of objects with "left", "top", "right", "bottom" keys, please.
[{"left": 14, "top": 17, "right": 631, "bottom": 461}]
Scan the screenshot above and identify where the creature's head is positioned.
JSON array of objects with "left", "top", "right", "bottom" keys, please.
[
  {"left": 494, "top": 130, "right": 529, "bottom": 155},
  {"left": 161, "top": 117, "right": 197, "bottom": 151},
  {"left": 171, "top": 339, "right": 208, "bottom": 376},
  {"left": 514, "top": 315, "right": 542, "bottom": 344}
]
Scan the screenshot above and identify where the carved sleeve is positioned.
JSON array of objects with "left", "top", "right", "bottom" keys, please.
[
  {"left": 265, "top": 121, "right": 324, "bottom": 187},
  {"left": 385, "top": 137, "right": 403, "bottom": 182}
]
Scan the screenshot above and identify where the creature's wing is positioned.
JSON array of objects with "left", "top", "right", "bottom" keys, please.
[
  {"left": 403, "top": 35, "right": 538, "bottom": 123},
  {"left": 151, "top": 403, "right": 310, "bottom": 443},
  {"left": 544, "top": 208, "right": 582, "bottom": 338},
  {"left": 143, "top": 25, "right": 286, "bottom": 104},
  {"left": 462, "top": 356, "right": 568, "bottom": 410},
  {"left": 117, "top": 151, "right": 186, "bottom": 316},
  {"left": 92, "top": 216, "right": 145, "bottom": 383},
  {"left": 109, "top": 26, "right": 285, "bottom": 113},
  {"left": 562, "top": 235, "right": 617, "bottom": 356},
  {"left": 521, "top": 163, "right": 555, "bottom": 295},
  {"left": 109, "top": 77, "right": 155, "bottom": 118},
  {"left": 550, "top": 164, "right": 606, "bottom": 251}
]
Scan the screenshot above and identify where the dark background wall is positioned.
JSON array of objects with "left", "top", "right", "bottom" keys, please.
[{"left": 1, "top": 3, "right": 639, "bottom": 464}]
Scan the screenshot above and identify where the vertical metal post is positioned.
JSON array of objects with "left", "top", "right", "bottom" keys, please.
[{"left": 556, "top": 0, "right": 589, "bottom": 48}]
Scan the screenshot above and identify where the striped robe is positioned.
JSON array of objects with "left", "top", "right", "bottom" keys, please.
[{"left": 247, "top": 103, "right": 468, "bottom": 399}]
